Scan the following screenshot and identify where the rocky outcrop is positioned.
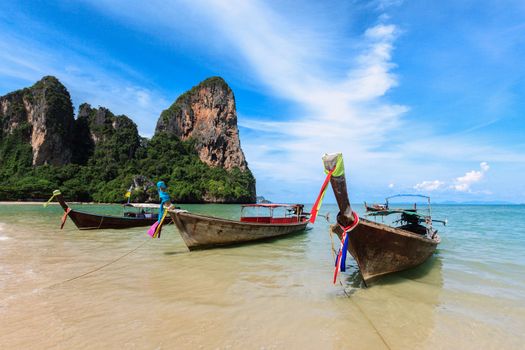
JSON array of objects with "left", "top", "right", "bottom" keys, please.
[
  {"left": 0, "top": 75, "right": 256, "bottom": 203},
  {"left": 155, "top": 77, "right": 248, "bottom": 171},
  {"left": 72, "top": 104, "right": 140, "bottom": 164},
  {"left": 0, "top": 76, "right": 74, "bottom": 166}
]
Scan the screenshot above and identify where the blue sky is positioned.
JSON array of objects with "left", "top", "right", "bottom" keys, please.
[{"left": 1, "top": 0, "right": 524, "bottom": 203}]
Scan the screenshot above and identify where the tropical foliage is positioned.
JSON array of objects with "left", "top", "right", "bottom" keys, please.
[{"left": 0, "top": 132, "right": 255, "bottom": 203}]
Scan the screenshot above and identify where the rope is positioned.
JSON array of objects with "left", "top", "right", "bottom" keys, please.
[
  {"left": 328, "top": 226, "right": 336, "bottom": 260},
  {"left": 47, "top": 239, "right": 149, "bottom": 289},
  {"left": 345, "top": 292, "right": 392, "bottom": 350},
  {"left": 328, "top": 212, "right": 391, "bottom": 350},
  {"left": 97, "top": 216, "right": 104, "bottom": 229}
]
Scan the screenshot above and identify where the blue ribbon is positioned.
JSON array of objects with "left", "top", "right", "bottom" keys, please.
[
  {"left": 340, "top": 233, "right": 350, "bottom": 272},
  {"left": 157, "top": 181, "right": 170, "bottom": 223},
  {"left": 334, "top": 232, "right": 350, "bottom": 272}
]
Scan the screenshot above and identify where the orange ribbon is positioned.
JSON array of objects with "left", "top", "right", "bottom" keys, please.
[{"left": 60, "top": 208, "right": 71, "bottom": 229}]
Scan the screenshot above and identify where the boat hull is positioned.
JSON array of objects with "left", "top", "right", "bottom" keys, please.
[
  {"left": 55, "top": 193, "right": 170, "bottom": 230},
  {"left": 170, "top": 210, "right": 309, "bottom": 250},
  {"left": 334, "top": 218, "right": 439, "bottom": 282},
  {"left": 66, "top": 210, "right": 163, "bottom": 230}
]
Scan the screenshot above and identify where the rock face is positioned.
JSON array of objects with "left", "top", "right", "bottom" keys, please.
[
  {"left": 0, "top": 75, "right": 256, "bottom": 203},
  {"left": 155, "top": 77, "right": 248, "bottom": 171},
  {"left": 0, "top": 76, "right": 74, "bottom": 166},
  {"left": 72, "top": 104, "right": 140, "bottom": 164}
]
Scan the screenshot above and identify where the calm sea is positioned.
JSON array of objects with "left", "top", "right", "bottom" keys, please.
[{"left": 0, "top": 203, "right": 524, "bottom": 349}]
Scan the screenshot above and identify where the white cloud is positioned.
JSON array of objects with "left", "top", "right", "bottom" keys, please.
[
  {"left": 414, "top": 180, "right": 445, "bottom": 192},
  {"left": 414, "top": 162, "right": 490, "bottom": 194},
  {"left": 388, "top": 183, "right": 395, "bottom": 188},
  {"left": 452, "top": 162, "right": 490, "bottom": 192}
]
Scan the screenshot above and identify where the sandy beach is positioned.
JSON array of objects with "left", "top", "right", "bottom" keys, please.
[{"left": 1, "top": 203, "right": 524, "bottom": 349}]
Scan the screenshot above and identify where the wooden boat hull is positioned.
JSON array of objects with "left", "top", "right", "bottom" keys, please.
[
  {"left": 66, "top": 210, "right": 161, "bottom": 230},
  {"left": 170, "top": 210, "right": 309, "bottom": 250},
  {"left": 56, "top": 193, "right": 171, "bottom": 230},
  {"left": 333, "top": 218, "right": 439, "bottom": 282}
]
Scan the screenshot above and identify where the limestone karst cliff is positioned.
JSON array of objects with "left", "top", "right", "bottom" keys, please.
[
  {"left": 72, "top": 103, "right": 141, "bottom": 165},
  {"left": 0, "top": 76, "right": 74, "bottom": 166},
  {"left": 155, "top": 77, "right": 248, "bottom": 171},
  {"left": 0, "top": 76, "right": 256, "bottom": 203}
]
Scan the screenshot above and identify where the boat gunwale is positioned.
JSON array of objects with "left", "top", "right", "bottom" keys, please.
[
  {"left": 340, "top": 217, "right": 440, "bottom": 245},
  {"left": 169, "top": 209, "right": 309, "bottom": 227},
  {"left": 67, "top": 208, "right": 160, "bottom": 221}
]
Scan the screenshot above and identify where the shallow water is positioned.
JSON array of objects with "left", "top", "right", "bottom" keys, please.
[{"left": 0, "top": 203, "right": 524, "bottom": 349}]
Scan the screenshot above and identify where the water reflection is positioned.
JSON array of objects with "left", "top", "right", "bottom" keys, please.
[{"left": 373, "top": 255, "right": 444, "bottom": 287}]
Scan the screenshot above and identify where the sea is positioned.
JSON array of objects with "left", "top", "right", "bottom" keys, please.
[{"left": 0, "top": 203, "right": 524, "bottom": 349}]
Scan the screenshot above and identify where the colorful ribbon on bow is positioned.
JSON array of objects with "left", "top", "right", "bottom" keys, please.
[
  {"left": 309, "top": 168, "right": 335, "bottom": 224},
  {"left": 310, "top": 154, "right": 345, "bottom": 224},
  {"left": 43, "top": 190, "right": 62, "bottom": 208},
  {"left": 60, "top": 208, "right": 71, "bottom": 229},
  {"left": 333, "top": 211, "right": 360, "bottom": 284}
]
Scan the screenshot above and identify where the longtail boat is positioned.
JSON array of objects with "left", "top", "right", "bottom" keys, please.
[
  {"left": 53, "top": 190, "right": 171, "bottom": 230},
  {"left": 169, "top": 204, "right": 309, "bottom": 250},
  {"left": 322, "top": 153, "right": 443, "bottom": 284},
  {"left": 364, "top": 195, "right": 418, "bottom": 213}
]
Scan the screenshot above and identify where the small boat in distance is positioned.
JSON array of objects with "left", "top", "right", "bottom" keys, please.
[
  {"left": 364, "top": 194, "right": 419, "bottom": 213},
  {"left": 322, "top": 153, "right": 444, "bottom": 284},
  {"left": 54, "top": 191, "right": 171, "bottom": 230},
  {"left": 169, "top": 204, "right": 309, "bottom": 250}
]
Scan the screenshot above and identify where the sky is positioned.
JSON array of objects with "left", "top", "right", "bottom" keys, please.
[{"left": 1, "top": 0, "right": 524, "bottom": 203}]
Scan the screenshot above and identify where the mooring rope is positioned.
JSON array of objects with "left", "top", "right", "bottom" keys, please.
[
  {"left": 328, "top": 225, "right": 392, "bottom": 350},
  {"left": 345, "top": 291, "right": 392, "bottom": 350},
  {"left": 328, "top": 225, "right": 337, "bottom": 260},
  {"left": 47, "top": 239, "right": 149, "bottom": 289}
]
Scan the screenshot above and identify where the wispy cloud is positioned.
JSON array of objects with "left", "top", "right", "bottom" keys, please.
[
  {"left": 188, "top": 1, "right": 406, "bottom": 179},
  {"left": 3, "top": 0, "right": 525, "bottom": 202},
  {"left": 74, "top": 0, "right": 410, "bottom": 196},
  {"left": 74, "top": 0, "right": 525, "bottom": 202}
]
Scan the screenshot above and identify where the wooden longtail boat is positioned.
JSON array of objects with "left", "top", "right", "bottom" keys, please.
[
  {"left": 169, "top": 204, "right": 309, "bottom": 250},
  {"left": 364, "top": 195, "right": 418, "bottom": 213},
  {"left": 323, "top": 153, "right": 442, "bottom": 283},
  {"left": 55, "top": 192, "right": 171, "bottom": 230}
]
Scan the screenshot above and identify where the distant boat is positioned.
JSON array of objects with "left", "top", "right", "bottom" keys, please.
[
  {"left": 322, "top": 153, "right": 443, "bottom": 284},
  {"left": 169, "top": 204, "right": 309, "bottom": 250},
  {"left": 364, "top": 195, "right": 418, "bottom": 214},
  {"left": 55, "top": 191, "right": 171, "bottom": 230}
]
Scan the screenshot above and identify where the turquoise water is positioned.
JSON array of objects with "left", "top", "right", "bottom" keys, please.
[{"left": 0, "top": 202, "right": 524, "bottom": 348}]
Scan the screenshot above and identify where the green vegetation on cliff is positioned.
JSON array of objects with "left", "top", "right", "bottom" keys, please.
[
  {"left": 0, "top": 77, "right": 256, "bottom": 203},
  {"left": 0, "top": 132, "right": 255, "bottom": 203}
]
